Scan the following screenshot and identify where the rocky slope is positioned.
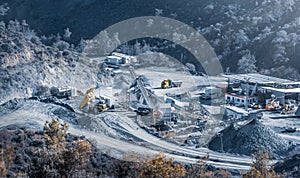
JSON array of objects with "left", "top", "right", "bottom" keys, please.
[{"left": 0, "top": 20, "right": 107, "bottom": 104}]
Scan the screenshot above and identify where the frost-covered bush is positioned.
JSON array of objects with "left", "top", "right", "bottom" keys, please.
[
  {"left": 53, "top": 41, "right": 70, "bottom": 51},
  {"left": 237, "top": 50, "right": 257, "bottom": 73},
  {"left": 63, "top": 28, "right": 72, "bottom": 40},
  {"left": 0, "top": 3, "right": 9, "bottom": 16}
]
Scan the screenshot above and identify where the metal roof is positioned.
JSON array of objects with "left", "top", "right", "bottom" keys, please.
[
  {"left": 225, "top": 105, "right": 248, "bottom": 115},
  {"left": 106, "top": 56, "right": 122, "bottom": 59},
  {"left": 223, "top": 73, "right": 300, "bottom": 85},
  {"left": 225, "top": 93, "right": 256, "bottom": 99},
  {"left": 111, "top": 52, "right": 130, "bottom": 58},
  {"left": 262, "top": 87, "right": 300, "bottom": 93}
]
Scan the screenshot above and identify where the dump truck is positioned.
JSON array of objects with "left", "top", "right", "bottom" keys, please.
[{"left": 161, "top": 79, "right": 182, "bottom": 89}]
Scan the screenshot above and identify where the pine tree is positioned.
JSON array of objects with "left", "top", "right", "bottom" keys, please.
[
  {"left": 43, "top": 119, "right": 69, "bottom": 150},
  {"left": 29, "top": 119, "right": 92, "bottom": 177}
]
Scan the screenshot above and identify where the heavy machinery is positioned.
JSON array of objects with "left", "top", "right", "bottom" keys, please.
[
  {"left": 80, "top": 87, "right": 95, "bottom": 109},
  {"left": 265, "top": 96, "right": 282, "bottom": 111},
  {"left": 79, "top": 87, "right": 111, "bottom": 112},
  {"left": 95, "top": 99, "right": 109, "bottom": 112},
  {"left": 161, "top": 79, "right": 182, "bottom": 89},
  {"left": 128, "top": 66, "right": 153, "bottom": 115},
  {"left": 50, "top": 86, "right": 76, "bottom": 99},
  {"left": 280, "top": 101, "right": 295, "bottom": 114}
]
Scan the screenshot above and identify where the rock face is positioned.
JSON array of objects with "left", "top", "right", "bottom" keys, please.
[
  {"left": 208, "top": 119, "right": 291, "bottom": 158},
  {"left": 0, "top": 22, "right": 76, "bottom": 103},
  {"left": 0, "top": 21, "right": 104, "bottom": 105}
]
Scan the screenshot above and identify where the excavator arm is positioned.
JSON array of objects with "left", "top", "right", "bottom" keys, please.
[{"left": 79, "top": 87, "right": 95, "bottom": 109}]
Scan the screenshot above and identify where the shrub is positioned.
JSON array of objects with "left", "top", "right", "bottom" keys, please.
[
  {"left": 138, "top": 151, "right": 186, "bottom": 178},
  {"left": 43, "top": 119, "right": 69, "bottom": 150},
  {"left": 242, "top": 149, "right": 283, "bottom": 178},
  {"left": 29, "top": 119, "right": 92, "bottom": 177},
  {"left": 185, "top": 154, "right": 231, "bottom": 178},
  {"left": 0, "top": 146, "right": 14, "bottom": 177},
  {"left": 53, "top": 41, "right": 70, "bottom": 51}
]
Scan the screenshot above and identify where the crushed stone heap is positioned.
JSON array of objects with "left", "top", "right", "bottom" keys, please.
[{"left": 208, "top": 119, "right": 292, "bottom": 158}]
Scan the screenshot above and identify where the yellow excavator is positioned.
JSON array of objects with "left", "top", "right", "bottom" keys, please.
[
  {"left": 80, "top": 87, "right": 95, "bottom": 109},
  {"left": 161, "top": 79, "right": 182, "bottom": 89},
  {"left": 79, "top": 87, "right": 109, "bottom": 112},
  {"left": 161, "top": 79, "right": 171, "bottom": 89}
]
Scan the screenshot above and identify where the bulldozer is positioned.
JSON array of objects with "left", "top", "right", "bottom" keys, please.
[
  {"left": 79, "top": 87, "right": 110, "bottom": 113},
  {"left": 94, "top": 99, "right": 109, "bottom": 112},
  {"left": 161, "top": 79, "right": 182, "bottom": 89}
]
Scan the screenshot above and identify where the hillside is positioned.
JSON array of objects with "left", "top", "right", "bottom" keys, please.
[
  {"left": 1, "top": 0, "right": 300, "bottom": 79},
  {"left": 1, "top": 2, "right": 300, "bottom": 176},
  {"left": 0, "top": 19, "right": 105, "bottom": 105}
]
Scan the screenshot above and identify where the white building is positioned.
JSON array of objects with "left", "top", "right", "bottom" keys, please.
[
  {"left": 225, "top": 93, "right": 257, "bottom": 107},
  {"left": 111, "top": 52, "right": 137, "bottom": 64},
  {"left": 104, "top": 56, "right": 123, "bottom": 65}
]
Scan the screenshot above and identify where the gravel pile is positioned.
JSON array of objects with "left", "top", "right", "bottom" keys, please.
[{"left": 208, "top": 119, "right": 292, "bottom": 158}]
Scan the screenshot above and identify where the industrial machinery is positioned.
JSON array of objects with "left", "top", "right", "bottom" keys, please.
[
  {"left": 280, "top": 101, "right": 295, "bottom": 114},
  {"left": 161, "top": 79, "right": 182, "bottom": 89},
  {"left": 79, "top": 87, "right": 111, "bottom": 113},
  {"left": 80, "top": 87, "right": 95, "bottom": 109},
  {"left": 50, "top": 86, "right": 76, "bottom": 99},
  {"left": 128, "top": 66, "right": 153, "bottom": 115},
  {"left": 95, "top": 99, "right": 109, "bottom": 112},
  {"left": 265, "top": 96, "right": 282, "bottom": 111}
]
